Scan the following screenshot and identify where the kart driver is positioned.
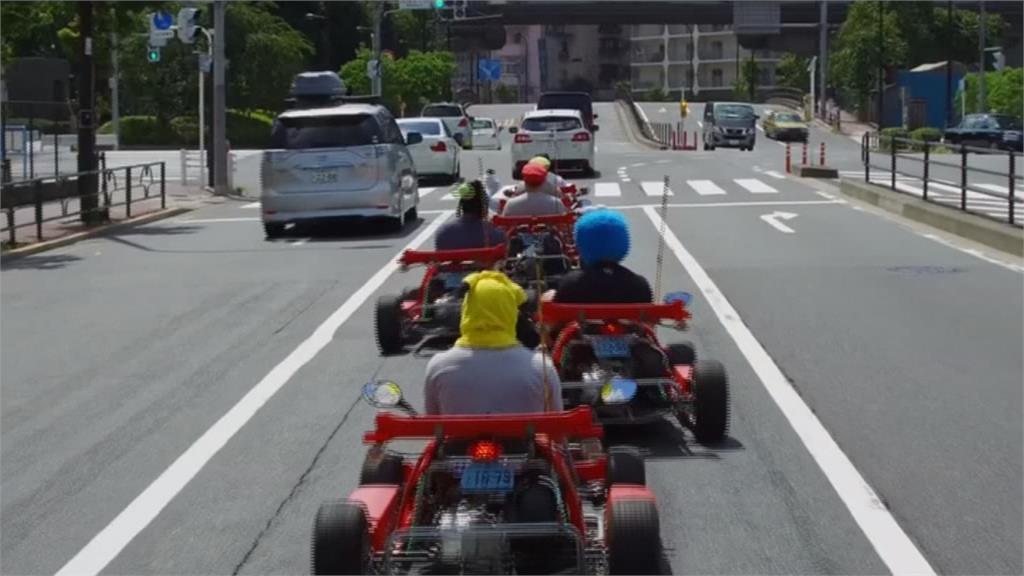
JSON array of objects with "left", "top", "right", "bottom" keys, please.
[
  {"left": 424, "top": 270, "right": 562, "bottom": 415},
  {"left": 527, "top": 155, "right": 569, "bottom": 198},
  {"left": 501, "top": 163, "right": 569, "bottom": 217},
  {"left": 434, "top": 180, "right": 506, "bottom": 250}
]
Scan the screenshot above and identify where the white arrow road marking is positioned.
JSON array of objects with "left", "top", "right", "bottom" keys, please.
[{"left": 760, "top": 210, "right": 798, "bottom": 233}]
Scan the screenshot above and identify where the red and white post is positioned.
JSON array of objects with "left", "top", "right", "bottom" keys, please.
[
  {"left": 785, "top": 143, "right": 792, "bottom": 173},
  {"left": 819, "top": 142, "right": 826, "bottom": 166},
  {"left": 801, "top": 141, "right": 808, "bottom": 165}
]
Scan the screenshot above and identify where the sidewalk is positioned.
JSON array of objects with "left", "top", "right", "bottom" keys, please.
[{"left": 814, "top": 108, "right": 875, "bottom": 144}]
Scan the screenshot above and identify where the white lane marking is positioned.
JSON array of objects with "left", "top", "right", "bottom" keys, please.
[
  {"left": 440, "top": 191, "right": 458, "bottom": 201},
  {"left": 54, "top": 212, "right": 454, "bottom": 576},
  {"left": 760, "top": 210, "right": 798, "bottom": 233},
  {"left": 418, "top": 187, "right": 438, "bottom": 198},
  {"left": 655, "top": 159, "right": 672, "bottom": 165},
  {"left": 756, "top": 124, "right": 765, "bottom": 133},
  {"left": 642, "top": 206, "right": 937, "bottom": 576},
  {"left": 289, "top": 238, "right": 309, "bottom": 246},
  {"left": 641, "top": 181, "right": 674, "bottom": 196},
  {"left": 918, "top": 232, "right": 1024, "bottom": 273},
  {"left": 629, "top": 163, "right": 644, "bottom": 168},
  {"left": 621, "top": 177, "right": 632, "bottom": 183},
  {"left": 735, "top": 178, "right": 778, "bottom": 194},
  {"left": 177, "top": 217, "right": 261, "bottom": 224},
  {"left": 697, "top": 120, "right": 704, "bottom": 129},
  {"left": 687, "top": 180, "right": 727, "bottom": 196},
  {"left": 764, "top": 170, "right": 787, "bottom": 179},
  {"left": 594, "top": 182, "right": 622, "bottom": 197},
  {"left": 241, "top": 202, "right": 260, "bottom": 209},
  {"left": 616, "top": 199, "right": 841, "bottom": 210}
]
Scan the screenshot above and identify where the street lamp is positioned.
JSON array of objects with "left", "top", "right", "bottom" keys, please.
[{"left": 305, "top": 12, "right": 329, "bottom": 70}]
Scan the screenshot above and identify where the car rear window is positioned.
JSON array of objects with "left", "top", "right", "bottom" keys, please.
[
  {"left": 537, "top": 94, "right": 593, "bottom": 117},
  {"left": 522, "top": 116, "right": 583, "bottom": 132},
  {"left": 993, "top": 116, "right": 1022, "bottom": 130},
  {"left": 472, "top": 119, "right": 494, "bottom": 130},
  {"left": 397, "top": 120, "right": 442, "bottom": 135},
  {"left": 270, "top": 114, "right": 382, "bottom": 149},
  {"left": 715, "top": 104, "right": 756, "bottom": 119},
  {"left": 422, "top": 105, "right": 464, "bottom": 118},
  {"left": 775, "top": 113, "right": 802, "bottom": 122}
]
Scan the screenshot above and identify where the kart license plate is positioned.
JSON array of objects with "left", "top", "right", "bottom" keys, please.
[
  {"left": 591, "top": 335, "right": 631, "bottom": 359},
  {"left": 440, "top": 272, "right": 469, "bottom": 290},
  {"left": 310, "top": 170, "right": 338, "bottom": 184},
  {"left": 461, "top": 463, "right": 514, "bottom": 493}
]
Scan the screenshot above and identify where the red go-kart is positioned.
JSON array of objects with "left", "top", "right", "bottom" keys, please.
[
  {"left": 540, "top": 293, "right": 729, "bottom": 444},
  {"left": 494, "top": 183, "right": 591, "bottom": 214},
  {"left": 312, "top": 380, "right": 663, "bottom": 575},
  {"left": 375, "top": 244, "right": 506, "bottom": 355},
  {"left": 492, "top": 213, "right": 579, "bottom": 290}
]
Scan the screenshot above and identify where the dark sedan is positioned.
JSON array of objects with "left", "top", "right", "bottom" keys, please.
[{"left": 943, "top": 114, "right": 1023, "bottom": 152}]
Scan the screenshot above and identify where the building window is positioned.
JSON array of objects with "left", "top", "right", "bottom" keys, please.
[
  {"left": 712, "top": 69, "right": 723, "bottom": 87},
  {"left": 711, "top": 41, "right": 723, "bottom": 59}
]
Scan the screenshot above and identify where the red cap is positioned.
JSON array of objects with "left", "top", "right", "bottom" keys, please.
[{"left": 522, "top": 163, "right": 548, "bottom": 187}]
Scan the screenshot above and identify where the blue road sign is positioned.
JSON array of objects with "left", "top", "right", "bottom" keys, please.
[
  {"left": 153, "top": 11, "right": 174, "bottom": 30},
  {"left": 478, "top": 59, "right": 502, "bottom": 82}
]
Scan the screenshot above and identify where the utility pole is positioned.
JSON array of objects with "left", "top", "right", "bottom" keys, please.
[
  {"left": 77, "top": 1, "right": 99, "bottom": 223},
  {"left": 818, "top": 0, "right": 828, "bottom": 118},
  {"left": 945, "top": 0, "right": 952, "bottom": 125},
  {"left": 977, "top": 0, "right": 987, "bottom": 113},
  {"left": 110, "top": 32, "right": 120, "bottom": 150},
  {"left": 372, "top": 3, "right": 384, "bottom": 97},
  {"left": 876, "top": 0, "right": 884, "bottom": 128},
  {"left": 212, "top": 1, "right": 228, "bottom": 194}
]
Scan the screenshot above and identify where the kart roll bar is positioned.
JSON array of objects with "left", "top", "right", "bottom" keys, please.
[
  {"left": 539, "top": 301, "right": 690, "bottom": 324},
  {"left": 363, "top": 406, "right": 603, "bottom": 444},
  {"left": 491, "top": 213, "right": 577, "bottom": 229},
  {"left": 399, "top": 244, "right": 507, "bottom": 268}
]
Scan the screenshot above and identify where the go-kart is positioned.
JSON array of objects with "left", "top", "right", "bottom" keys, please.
[
  {"left": 312, "top": 380, "right": 663, "bottom": 575},
  {"left": 540, "top": 292, "right": 729, "bottom": 443},
  {"left": 492, "top": 213, "right": 579, "bottom": 290},
  {"left": 375, "top": 244, "right": 506, "bottom": 355},
  {"left": 494, "top": 183, "right": 591, "bottom": 214}
]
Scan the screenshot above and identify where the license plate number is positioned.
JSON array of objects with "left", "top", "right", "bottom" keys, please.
[
  {"left": 310, "top": 170, "right": 338, "bottom": 184},
  {"left": 591, "top": 335, "right": 631, "bottom": 359},
  {"left": 440, "top": 272, "right": 469, "bottom": 290},
  {"left": 728, "top": 139, "right": 742, "bottom": 145},
  {"left": 461, "top": 463, "right": 514, "bottom": 493}
]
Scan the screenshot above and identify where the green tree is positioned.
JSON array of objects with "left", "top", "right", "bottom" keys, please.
[
  {"left": 776, "top": 53, "right": 810, "bottom": 91},
  {"left": 830, "top": 1, "right": 908, "bottom": 106},
  {"left": 340, "top": 47, "right": 402, "bottom": 112},
  {"left": 734, "top": 59, "right": 759, "bottom": 101},
  {"left": 955, "top": 68, "right": 1023, "bottom": 117},
  {"left": 393, "top": 50, "right": 455, "bottom": 115}
]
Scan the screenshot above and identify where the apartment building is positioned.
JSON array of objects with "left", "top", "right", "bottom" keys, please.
[{"left": 630, "top": 24, "right": 781, "bottom": 99}]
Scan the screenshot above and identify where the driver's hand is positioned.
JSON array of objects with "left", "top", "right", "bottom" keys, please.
[{"left": 541, "top": 289, "right": 555, "bottom": 302}]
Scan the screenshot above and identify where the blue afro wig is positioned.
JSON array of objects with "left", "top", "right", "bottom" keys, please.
[{"left": 574, "top": 209, "right": 630, "bottom": 266}]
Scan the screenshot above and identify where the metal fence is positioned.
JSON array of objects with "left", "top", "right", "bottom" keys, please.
[
  {"left": 1, "top": 99, "right": 82, "bottom": 182},
  {"left": 1, "top": 161, "right": 166, "bottom": 245},
  {"left": 861, "top": 132, "right": 1022, "bottom": 228}
]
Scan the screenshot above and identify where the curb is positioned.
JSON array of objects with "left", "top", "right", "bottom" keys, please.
[
  {"left": 1, "top": 205, "right": 196, "bottom": 261},
  {"left": 613, "top": 100, "right": 663, "bottom": 151},
  {"left": 839, "top": 178, "right": 1023, "bottom": 257}
]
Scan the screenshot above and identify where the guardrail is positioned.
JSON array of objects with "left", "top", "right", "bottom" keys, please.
[
  {"left": 861, "top": 132, "right": 1021, "bottom": 227},
  {"left": 180, "top": 148, "right": 235, "bottom": 190},
  {"left": 1, "top": 161, "right": 166, "bottom": 244}
]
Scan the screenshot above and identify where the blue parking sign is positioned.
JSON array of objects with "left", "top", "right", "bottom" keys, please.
[{"left": 478, "top": 59, "right": 502, "bottom": 82}]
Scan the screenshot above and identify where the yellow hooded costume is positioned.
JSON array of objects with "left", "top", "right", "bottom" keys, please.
[{"left": 454, "top": 270, "right": 527, "bottom": 349}]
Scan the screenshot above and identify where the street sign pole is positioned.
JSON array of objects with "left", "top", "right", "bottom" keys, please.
[{"left": 213, "top": 0, "right": 227, "bottom": 194}]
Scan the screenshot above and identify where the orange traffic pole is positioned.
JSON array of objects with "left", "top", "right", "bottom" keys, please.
[
  {"left": 802, "top": 141, "right": 808, "bottom": 165},
  {"left": 785, "top": 143, "right": 792, "bottom": 173},
  {"left": 820, "top": 142, "right": 826, "bottom": 166}
]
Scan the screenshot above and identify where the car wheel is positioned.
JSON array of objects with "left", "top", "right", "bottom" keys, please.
[
  {"left": 360, "top": 446, "right": 405, "bottom": 485},
  {"left": 606, "top": 446, "right": 646, "bottom": 486},
  {"left": 666, "top": 342, "right": 696, "bottom": 366},
  {"left": 704, "top": 138, "right": 715, "bottom": 151},
  {"left": 374, "top": 294, "right": 405, "bottom": 355},
  {"left": 682, "top": 360, "right": 729, "bottom": 445},
  {"left": 311, "top": 501, "right": 370, "bottom": 576},
  {"left": 606, "top": 498, "right": 661, "bottom": 575},
  {"left": 449, "top": 163, "right": 460, "bottom": 185},
  {"left": 263, "top": 222, "right": 285, "bottom": 239}
]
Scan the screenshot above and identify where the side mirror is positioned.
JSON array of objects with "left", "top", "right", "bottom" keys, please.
[
  {"left": 362, "top": 380, "right": 404, "bottom": 408},
  {"left": 453, "top": 132, "right": 465, "bottom": 146},
  {"left": 508, "top": 127, "right": 519, "bottom": 134},
  {"left": 406, "top": 132, "right": 424, "bottom": 145},
  {"left": 600, "top": 378, "right": 638, "bottom": 405},
  {"left": 664, "top": 291, "right": 693, "bottom": 306}
]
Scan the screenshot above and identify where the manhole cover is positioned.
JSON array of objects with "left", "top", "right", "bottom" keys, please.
[{"left": 886, "top": 265, "right": 966, "bottom": 274}]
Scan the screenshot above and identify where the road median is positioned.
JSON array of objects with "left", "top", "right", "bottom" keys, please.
[{"left": 839, "top": 177, "right": 1023, "bottom": 256}]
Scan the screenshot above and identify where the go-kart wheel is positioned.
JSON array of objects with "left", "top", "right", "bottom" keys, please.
[
  {"left": 359, "top": 448, "right": 404, "bottom": 485},
  {"left": 606, "top": 446, "right": 646, "bottom": 486},
  {"left": 311, "top": 500, "right": 370, "bottom": 575},
  {"left": 374, "top": 294, "right": 405, "bottom": 355},
  {"left": 666, "top": 341, "right": 696, "bottom": 366},
  {"left": 688, "top": 360, "right": 729, "bottom": 445},
  {"left": 606, "top": 498, "right": 661, "bottom": 575}
]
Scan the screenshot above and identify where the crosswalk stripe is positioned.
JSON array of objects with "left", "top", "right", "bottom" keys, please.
[
  {"left": 687, "top": 180, "right": 727, "bottom": 196},
  {"left": 641, "top": 181, "right": 674, "bottom": 196},
  {"left": 418, "top": 187, "right": 437, "bottom": 198},
  {"left": 734, "top": 178, "right": 778, "bottom": 194},
  {"left": 594, "top": 182, "right": 622, "bottom": 197},
  {"left": 241, "top": 202, "right": 260, "bottom": 209},
  {"left": 764, "top": 170, "right": 787, "bottom": 180}
]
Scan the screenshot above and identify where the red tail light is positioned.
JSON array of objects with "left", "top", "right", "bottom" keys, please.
[
  {"left": 514, "top": 134, "right": 532, "bottom": 144},
  {"left": 572, "top": 132, "right": 591, "bottom": 142},
  {"left": 469, "top": 440, "right": 501, "bottom": 462},
  {"left": 430, "top": 141, "right": 447, "bottom": 152},
  {"left": 458, "top": 118, "right": 468, "bottom": 128}
]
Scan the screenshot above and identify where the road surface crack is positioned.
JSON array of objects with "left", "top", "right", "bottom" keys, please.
[{"left": 230, "top": 364, "right": 379, "bottom": 575}]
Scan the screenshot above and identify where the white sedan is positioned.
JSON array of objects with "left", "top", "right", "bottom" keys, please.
[
  {"left": 397, "top": 118, "right": 461, "bottom": 184},
  {"left": 471, "top": 118, "right": 502, "bottom": 150},
  {"left": 508, "top": 109, "right": 596, "bottom": 179}
]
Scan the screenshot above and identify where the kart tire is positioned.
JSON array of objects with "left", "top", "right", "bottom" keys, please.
[
  {"left": 666, "top": 341, "right": 696, "bottom": 366},
  {"left": 263, "top": 222, "right": 285, "bottom": 239},
  {"left": 359, "top": 448, "right": 404, "bottom": 485},
  {"left": 607, "top": 498, "right": 661, "bottom": 575},
  {"left": 606, "top": 446, "right": 646, "bottom": 486},
  {"left": 690, "top": 359, "right": 730, "bottom": 445},
  {"left": 312, "top": 500, "right": 370, "bottom": 575},
  {"left": 374, "top": 294, "right": 405, "bottom": 355}
]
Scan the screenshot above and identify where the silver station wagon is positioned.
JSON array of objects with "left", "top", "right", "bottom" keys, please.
[{"left": 260, "top": 103, "right": 422, "bottom": 238}]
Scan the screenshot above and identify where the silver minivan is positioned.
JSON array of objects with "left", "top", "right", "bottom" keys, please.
[{"left": 261, "top": 104, "right": 422, "bottom": 237}]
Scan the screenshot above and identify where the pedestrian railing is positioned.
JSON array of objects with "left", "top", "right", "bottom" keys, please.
[
  {"left": 861, "top": 132, "right": 1022, "bottom": 228},
  {"left": 0, "top": 161, "right": 166, "bottom": 245}
]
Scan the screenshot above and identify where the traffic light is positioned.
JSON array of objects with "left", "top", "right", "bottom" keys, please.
[
  {"left": 434, "top": 0, "right": 445, "bottom": 7},
  {"left": 177, "top": 7, "right": 202, "bottom": 44},
  {"left": 453, "top": 0, "right": 467, "bottom": 19},
  {"left": 147, "top": 47, "right": 161, "bottom": 63}
]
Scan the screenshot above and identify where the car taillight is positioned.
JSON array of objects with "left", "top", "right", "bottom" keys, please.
[
  {"left": 459, "top": 118, "right": 468, "bottom": 128},
  {"left": 430, "top": 141, "right": 447, "bottom": 152},
  {"left": 514, "top": 134, "right": 532, "bottom": 143},
  {"left": 469, "top": 440, "right": 501, "bottom": 462},
  {"left": 572, "top": 132, "right": 590, "bottom": 142}
]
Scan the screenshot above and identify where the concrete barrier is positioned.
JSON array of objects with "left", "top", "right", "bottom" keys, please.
[
  {"left": 839, "top": 177, "right": 1023, "bottom": 257},
  {"left": 798, "top": 165, "right": 839, "bottom": 178}
]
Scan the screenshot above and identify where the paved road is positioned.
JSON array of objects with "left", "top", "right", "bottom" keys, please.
[{"left": 2, "top": 101, "right": 1022, "bottom": 576}]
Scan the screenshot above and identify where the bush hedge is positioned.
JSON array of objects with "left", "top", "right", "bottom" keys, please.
[{"left": 95, "top": 110, "right": 273, "bottom": 147}]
